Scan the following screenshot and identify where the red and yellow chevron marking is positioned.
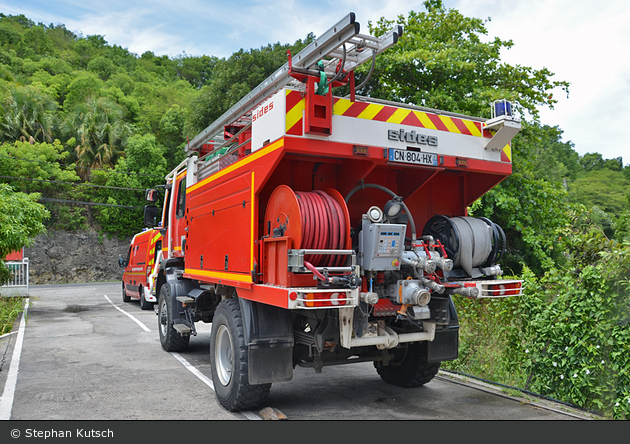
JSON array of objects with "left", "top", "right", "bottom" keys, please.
[
  {"left": 286, "top": 89, "right": 305, "bottom": 135},
  {"left": 284, "top": 90, "right": 512, "bottom": 162},
  {"left": 332, "top": 97, "right": 484, "bottom": 137},
  {"left": 285, "top": 90, "right": 485, "bottom": 138}
]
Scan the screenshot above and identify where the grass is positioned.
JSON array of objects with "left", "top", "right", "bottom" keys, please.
[{"left": 0, "top": 297, "right": 25, "bottom": 335}]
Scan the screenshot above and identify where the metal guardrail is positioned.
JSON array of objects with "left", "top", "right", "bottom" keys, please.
[{"left": 1, "top": 259, "right": 29, "bottom": 297}]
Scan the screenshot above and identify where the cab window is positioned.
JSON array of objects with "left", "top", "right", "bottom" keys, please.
[
  {"left": 176, "top": 178, "right": 186, "bottom": 219},
  {"left": 162, "top": 188, "right": 171, "bottom": 227},
  {"left": 125, "top": 246, "right": 132, "bottom": 267}
]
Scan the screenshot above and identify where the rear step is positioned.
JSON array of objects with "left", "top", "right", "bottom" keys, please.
[
  {"left": 176, "top": 296, "right": 195, "bottom": 305},
  {"left": 172, "top": 323, "right": 193, "bottom": 336}
]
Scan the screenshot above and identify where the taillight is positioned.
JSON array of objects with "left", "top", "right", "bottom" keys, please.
[
  {"left": 489, "top": 282, "right": 522, "bottom": 296},
  {"left": 304, "top": 292, "right": 347, "bottom": 307}
]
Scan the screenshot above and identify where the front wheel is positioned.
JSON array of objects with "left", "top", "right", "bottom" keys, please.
[
  {"left": 210, "top": 298, "right": 270, "bottom": 411},
  {"left": 157, "top": 285, "right": 189, "bottom": 352},
  {"left": 376, "top": 342, "right": 440, "bottom": 387}
]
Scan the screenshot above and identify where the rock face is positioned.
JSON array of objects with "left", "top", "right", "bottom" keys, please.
[{"left": 24, "top": 230, "right": 133, "bottom": 284}]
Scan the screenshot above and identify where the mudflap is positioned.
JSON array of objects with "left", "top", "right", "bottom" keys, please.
[
  {"left": 427, "top": 295, "right": 459, "bottom": 363},
  {"left": 427, "top": 327, "right": 459, "bottom": 362},
  {"left": 238, "top": 298, "right": 294, "bottom": 385}
]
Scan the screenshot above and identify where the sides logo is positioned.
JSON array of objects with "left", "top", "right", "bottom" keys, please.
[{"left": 388, "top": 129, "right": 438, "bottom": 147}]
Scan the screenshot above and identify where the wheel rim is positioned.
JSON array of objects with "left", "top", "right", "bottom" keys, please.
[
  {"left": 215, "top": 324, "right": 233, "bottom": 386},
  {"left": 159, "top": 299, "right": 168, "bottom": 337}
]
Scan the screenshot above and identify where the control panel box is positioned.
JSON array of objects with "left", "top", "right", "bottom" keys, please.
[{"left": 359, "top": 221, "right": 407, "bottom": 271}]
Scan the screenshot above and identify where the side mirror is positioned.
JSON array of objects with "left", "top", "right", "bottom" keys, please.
[
  {"left": 144, "top": 205, "right": 159, "bottom": 227},
  {"left": 145, "top": 188, "right": 159, "bottom": 203},
  {"left": 118, "top": 256, "right": 126, "bottom": 268}
]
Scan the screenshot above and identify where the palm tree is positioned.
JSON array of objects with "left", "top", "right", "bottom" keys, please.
[
  {"left": 64, "top": 96, "right": 132, "bottom": 180},
  {"left": 0, "top": 85, "right": 56, "bottom": 143}
]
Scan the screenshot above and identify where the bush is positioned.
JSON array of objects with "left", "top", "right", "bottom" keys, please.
[
  {"left": 0, "top": 297, "right": 24, "bottom": 335},
  {"left": 444, "top": 206, "right": 630, "bottom": 419}
]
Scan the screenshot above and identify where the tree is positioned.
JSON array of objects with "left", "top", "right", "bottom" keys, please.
[
  {"left": 0, "top": 183, "right": 49, "bottom": 286},
  {"left": 0, "top": 139, "right": 79, "bottom": 193},
  {"left": 0, "top": 84, "right": 57, "bottom": 143},
  {"left": 87, "top": 55, "right": 117, "bottom": 81},
  {"left": 62, "top": 71, "right": 104, "bottom": 111},
  {"left": 94, "top": 134, "right": 167, "bottom": 237},
  {"left": 63, "top": 96, "right": 132, "bottom": 179},
  {"left": 158, "top": 104, "right": 188, "bottom": 170},
  {"left": 568, "top": 168, "right": 629, "bottom": 216},
  {"left": 603, "top": 157, "right": 623, "bottom": 172},
  {"left": 173, "top": 53, "right": 218, "bottom": 89},
  {"left": 579, "top": 152, "right": 604, "bottom": 171},
  {"left": 365, "top": 0, "right": 569, "bottom": 120},
  {"left": 187, "top": 36, "right": 314, "bottom": 134}
]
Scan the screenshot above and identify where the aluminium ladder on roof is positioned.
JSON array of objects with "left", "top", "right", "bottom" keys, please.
[{"left": 185, "top": 12, "right": 403, "bottom": 155}]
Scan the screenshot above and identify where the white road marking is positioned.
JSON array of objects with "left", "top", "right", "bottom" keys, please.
[
  {"left": 0, "top": 298, "right": 30, "bottom": 420},
  {"left": 104, "top": 295, "right": 151, "bottom": 332},
  {"left": 171, "top": 352, "right": 215, "bottom": 390},
  {"left": 170, "top": 352, "right": 261, "bottom": 421},
  {"left": 105, "top": 295, "right": 260, "bottom": 420}
]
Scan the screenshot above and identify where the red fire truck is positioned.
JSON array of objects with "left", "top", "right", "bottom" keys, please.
[
  {"left": 142, "top": 13, "right": 522, "bottom": 411},
  {"left": 119, "top": 228, "right": 162, "bottom": 310}
]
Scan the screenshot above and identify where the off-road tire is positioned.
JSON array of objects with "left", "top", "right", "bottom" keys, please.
[
  {"left": 158, "top": 285, "right": 190, "bottom": 352},
  {"left": 122, "top": 282, "right": 131, "bottom": 303},
  {"left": 210, "top": 297, "right": 271, "bottom": 411},
  {"left": 376, "top": 342, "right": 440, "bottom": 387},
  {"left": 139, "top": 286, "right": 152, "bottom": 310}
]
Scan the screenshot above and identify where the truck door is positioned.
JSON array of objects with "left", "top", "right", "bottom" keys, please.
[
  {"left": 173, "top": 174, "right": 186, "bottom": 256},
  {"left": 169, "top": 173, "right": 187, "bottom": 258}
]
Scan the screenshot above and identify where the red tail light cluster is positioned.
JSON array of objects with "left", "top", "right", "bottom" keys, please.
[
  {"left": 303, "top": 292, "right": 347, "bottom": 307},
  {"left": 488, "top": 281, "right": 522, "bottom": 296}
]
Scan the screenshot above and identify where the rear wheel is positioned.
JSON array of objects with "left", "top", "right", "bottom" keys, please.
[
  {"left": 158, "top": 285, "right": 189, "bottom": 352},
  {"left": 376, "top": 342, "right": 440, "bottom": 387},
  {"left": 122, "top": 282, "right": 131, "bottom": 303},
  {"left": 210, "top": 297, "right": 271, "bottom": 411}
]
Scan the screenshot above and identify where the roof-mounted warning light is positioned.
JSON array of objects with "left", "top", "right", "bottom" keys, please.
[
  {"left": 491, "top": 99, "right": 513, "bottom": 120},
  {"left": 484, "top": 99, "right": 521, "bottom": 152}
]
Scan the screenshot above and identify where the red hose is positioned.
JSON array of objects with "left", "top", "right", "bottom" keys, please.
[
  {"left": 315, "top": 191, "right": 340, "bottom": 267},
  {"left": 304, "top": 260, "right": 328, "bottom": 282},
  {"left": 295, "top": 190, "right": 347, "bottom": 267}
]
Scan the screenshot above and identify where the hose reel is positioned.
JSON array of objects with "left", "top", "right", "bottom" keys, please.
[
  {"left": 264, "top": 185, "right": 352, "bottom": 267},
  {"left": 422, "top": 215, "right": 506, "bottom": 277}
]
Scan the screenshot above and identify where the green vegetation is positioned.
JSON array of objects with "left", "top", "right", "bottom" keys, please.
[
  {"left": 0, "top": 296, "right": 24, "bottom": 335},
  {"left": 0, "top": 183, "right": 49, "bottom": 286},
  {"left": 0, "top": 12, "right": 311, "bottom": 237},
  {"left": 0, "top": 0, "right": 628, "bottom": 419}
]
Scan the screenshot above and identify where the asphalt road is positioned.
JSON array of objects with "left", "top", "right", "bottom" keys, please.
[{"left": 0, "top": 282, "right": 594, "bottom": 422}]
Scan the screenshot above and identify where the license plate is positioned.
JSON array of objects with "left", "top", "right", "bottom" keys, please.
[{"left": 388, "top": 148, "right": 438, "bottom": 166}]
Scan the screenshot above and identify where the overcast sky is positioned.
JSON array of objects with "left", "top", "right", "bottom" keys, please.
[{"left": 2, "top": 0, "right": 629, "bottom": 164}]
